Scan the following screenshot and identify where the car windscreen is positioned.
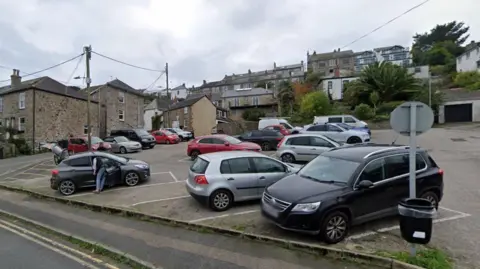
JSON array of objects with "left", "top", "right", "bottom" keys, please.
[
  {"left": 163, "top": 131, "right": 173, "bottom": 135},
  {"left": 298, "top": 156, "right": 359, "bottom": 184},
  {"left": 190, "top": 157, "right": 209, "bottom": 173},
  {"left": 91, "top": 137, "right": 104, "bottom": 144},
  {"left": 172, "top": 128, "right": 183, "bottom": 133},
  {"left": 280, "top": 122, "right": 293, "bottom": 130},
  {"left": 115, "top": 136, "right": 129, "bottom": 143},
  {"left": 223, "top": 136, "right": 242, "bottom": 144},
  {"left": 134, "top": 129, "right": 150, "bottom": 136},
  {"left": 97, "top": 152, "right": 128, "bottom": 164},
  {"left": 336, "top": 123, "right": 353, "bottom": 130}
]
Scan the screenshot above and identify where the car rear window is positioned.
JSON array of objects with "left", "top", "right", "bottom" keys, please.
[{"left": 190, "top": 157, "right": 209, "bottom": 173}]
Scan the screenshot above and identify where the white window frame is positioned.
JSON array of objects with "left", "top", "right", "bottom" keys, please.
[
  {"left": 19, "top": 92, "right": 25, "bottom": 109},
  {"left": 253, "top": 96, "right": 259, "bottom": 106},
  {"left": 183, "top": 118, "right": 187, "bottom": 128},
  {"left": 184, "top": 107, "right": 188, "bottom": 114},
  {"left": 118, "top": 109, "right": 125, "bottom": 121},
  {"left": 18, "top": 117, "right": 25, "bottom": 131},
  {"left": 0, "top": 97, "right": 3, "bottom": 112},
  {"left": 118, "top": 92, "right": 125, "bottom": 103},
  {"left": 234, "top": 98, "right": 239, "bottom": 106},
  {"left": 327, "top": 81, "right": 333, "bottom": 90}
]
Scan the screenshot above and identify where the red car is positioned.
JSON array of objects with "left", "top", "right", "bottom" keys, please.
[
  {"left": 263, "top": 124, "right": 291, "bottom": 136},
  {"left": 67, "top": 136, "right": 111, "bottom": 154},
  {"left": 151, "top": 130, "right": 180, "bottom": 144},
  {"left": 187, "top": 134, "right": 261, "bottom": 160}
]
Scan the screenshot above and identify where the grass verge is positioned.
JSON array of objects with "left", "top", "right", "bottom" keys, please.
[{"left": 377, "top": 248, "right": 452, "bottom": 269}]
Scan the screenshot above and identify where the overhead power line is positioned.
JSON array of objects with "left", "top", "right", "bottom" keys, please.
[
  {"left": 341, "top": 0, "right": 431, "bottom": 49},
  {"left": 91, "top": 51, "right": 164, "bottom": 72},
  {"left": 145, "top": 71, "right": 166, "bottom": 91},
  {"left": 0, "top": 54, "right": 84, "bottom": 83}
]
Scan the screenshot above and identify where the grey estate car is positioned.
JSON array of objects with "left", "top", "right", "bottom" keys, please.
[
  {"left": 185, "top": 151, "right": 303, "bottom": 211},
  {"left": 276, "top": 133, "right": 341, "bottom": 163},
  {"left": 103, "top": 136, "right": 142, "bottom": 154}
]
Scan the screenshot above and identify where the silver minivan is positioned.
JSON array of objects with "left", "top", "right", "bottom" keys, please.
[
  {"left": 276, "top": 133, "right": 340, "bottom": 163},
  {"left": 185, "top": 151, "right": 302, "bottom": 211}
]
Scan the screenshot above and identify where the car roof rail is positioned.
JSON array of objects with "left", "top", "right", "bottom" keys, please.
[{"left": 363, "top": 147, "right": 401, "bottom": 159}]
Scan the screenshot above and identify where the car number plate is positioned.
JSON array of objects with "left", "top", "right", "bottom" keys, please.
[{"left": 262, "top": 203, "right": 279, "bottom": 218}]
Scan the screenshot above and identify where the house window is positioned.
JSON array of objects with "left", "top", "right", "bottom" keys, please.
[
  {"left": 18, "top": 117, "right": 25, "bottom": 132},
  {"left": 183, "top": 118, "right": 187, "bottom": 128},
  {"left": 389, "top": 54, "right": 395, "bottom": 61},
  {"left": 6, "top": 118, "right": 10, "bottom": 128},
  {"left": 0, "top": 97, "right": 3, "bottom": 112},
  {"left": 118, "top": 109, "right": 125, "bottom": 121},
  {"left": 118, "top": 92, "right": 125, "bottom": 103},
  {"left": 83, "top": 125, "right": 88, "bottom": 135},
  {"left": 253, "top": 96, "right": 259, "bottom": 106},
  {"left": 234, "top": 98, "right": 239, "bottom": 106},
  {"left": 342, "top": 59, "right": 350, "bottom": 65},
  {"left": 328, "top": 59, "right": 336, "bottom": 66},
  {"left": 0, "top": 119, "right": 3, "bottom": 127},
  {"left": 18, "top": 92, "right": 25, "bottom": 109},
  {"left": 414, "top": 67, "right": 421, "bottom": 73},
  {"left": 184, "top": 107, "right": 188, "bottom": 114},
  {"left": 223, "top": 111, "right": 227, "bottom": 117},
  {"left": 477, "top": 60, "right": 480, "bottom": 69},
  {"left": 327, "top": 81, "right": 333, "bottom": 90}
]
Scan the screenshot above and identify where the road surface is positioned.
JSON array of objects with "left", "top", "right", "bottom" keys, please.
[{"left": 0, "top": 153, "right": 51, "bottom": 178}]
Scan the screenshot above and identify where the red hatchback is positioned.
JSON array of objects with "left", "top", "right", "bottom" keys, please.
[
  {"left": 151, "top": 130, "right": 180, "bottom": 144},
  {"left": 67, "top": 136, "right": 111, "bottom": 154},
  {"left": 187, "top": 134, "right": 261, "bottom": 160},
  {"left": 263, "top": 124, "right": 291, "bottom": 136}
]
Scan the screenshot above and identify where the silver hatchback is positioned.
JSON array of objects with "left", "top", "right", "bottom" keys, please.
[
  {"left": 276, "top": 133, "right": 340, "bottom": 163},
  {"left": 185, "top": 151, "right": 302, "bottom": 211}
]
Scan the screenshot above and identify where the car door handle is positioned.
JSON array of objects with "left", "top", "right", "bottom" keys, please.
[
  {"left": 259, "top": 176, "right": 266, "bottom": 180},
  {"left": 227, "top": 178, "right": 234, "bottom": 181}
]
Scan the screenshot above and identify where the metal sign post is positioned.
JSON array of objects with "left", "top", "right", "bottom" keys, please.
[{"left": 390, "top": 101, "right": 434, "bottom": 257}]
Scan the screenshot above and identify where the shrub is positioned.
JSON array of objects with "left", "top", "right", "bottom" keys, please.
[
  {"left": 354, "top": 104, "right": 374, "bottom": 120},
  {"left": 242, "top": 109, "right": 265, "bottom": 121},
  {"left": 377, "top": 101, "right": 405, "bottom": 115},
  {"left": 9, "top": 138, "right": 31, "bottom": 155},
  {"left": 453, "top": 71, "right": 480, "bottom": 89}
]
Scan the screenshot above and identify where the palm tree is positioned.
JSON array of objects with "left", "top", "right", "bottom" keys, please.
[
  {"left": 277, "top": 80, "right": 295, "bottom": 116},
  {"left": 347, "top": 62, "right": 421, "bottom": 105}
]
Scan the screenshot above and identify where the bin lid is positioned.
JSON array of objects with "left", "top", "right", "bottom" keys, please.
[{"left": 399, "top": 198, "right": 434, "bottom": 210}]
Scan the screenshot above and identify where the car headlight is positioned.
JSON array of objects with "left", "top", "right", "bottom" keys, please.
[
  {"left": 135, "top": 164, "right": 149, "bottom": 169},
  {"left": 291, "top": 202, "right": 321, "bottom": 212}
]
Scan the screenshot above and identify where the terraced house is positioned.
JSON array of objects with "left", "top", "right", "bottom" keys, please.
[
  {"left": 222, "top": 87, "right": 277, "bottom": 121},
  {"left": 0, "top": 69, "right": 98, "bottom": 150},
  {"left": 89, "top": 79, "right": 145, "bottom": 137}
]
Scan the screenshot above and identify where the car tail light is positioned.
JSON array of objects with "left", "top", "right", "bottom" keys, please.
[
  {"left": 52, "top": 170, "right": 59, "bottom": 176},
  {"left": 194, "top": 175, "right": 209, "bottom": 185},
  {"left": 438, "top": 169, "right": 444, "bottom": 175},
  {"left": 276, "top": 136, "right": 283, "bottom": 141},
  {"left": 277, "top": 137, "right": 286, "bottom": 148}
]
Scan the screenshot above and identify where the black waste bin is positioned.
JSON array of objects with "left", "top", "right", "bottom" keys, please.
[{"left": 398, "top": 198, "right": 437, "bottom": 244}]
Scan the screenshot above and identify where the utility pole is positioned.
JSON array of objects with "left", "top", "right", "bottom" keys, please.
[
  {"left": 428, "top": 72, "right": 432, "bottom": 107},
  {"left": 165, "top": 62, "right": 169, "bottom": 128},
  {"left": 84, "top": 45, "right": 92, "bottom": 151}
]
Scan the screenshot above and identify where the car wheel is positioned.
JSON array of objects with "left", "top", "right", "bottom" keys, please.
[
  {"left": 119, "top": 147, "right": 127, "bottom": 154},
  {"left": 320, "top": 211, "right": 350, "bottom": 244},
  {"left": 347, "top": 136, "right": 362, "bottom": 144},
  {"left": 281, "top": 153, "right": 295, "bottom": 163},
  {"left": 190, "top": 150, "right": 200, "bottom": 160},
  {"left": 209, "top": 189, "right": 233, "bottom": 212},
  {"left": 421, "top": 191, "right": 439, "bottom": 210},
  {"left": 59, "top": 180, "right": 76, "bottom": 196},
  {"left": 261, "top": 142, "right": 270, "bottom": 151},
  {"left": 124, "top": 171, "right": 140, "bottom": 186},
  {"left": 166, "top": 140, "right": 170, "bottom": 144}
]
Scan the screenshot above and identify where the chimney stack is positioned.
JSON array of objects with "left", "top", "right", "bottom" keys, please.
[
  {"left": 273, "top": 62, "right": 277, "bottom": 68},
  {"left": 11, "top": 69, "right": 21, "bottom": 88},
  {"left": 203, "top": 80, "right": 206, "bottom": 85}
]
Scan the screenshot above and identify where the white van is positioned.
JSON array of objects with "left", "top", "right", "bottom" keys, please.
[
  {"left": 314, "top": 115, "right": 368, "bottom": 128},
  {"left": 258, "top": 118, "right": 303, "bottom": 132}
]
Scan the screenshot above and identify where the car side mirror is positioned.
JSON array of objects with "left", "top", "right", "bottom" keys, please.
[
  {"left": 224, "top": 142, "right": 230, "bottom": 146},
  {"left": 357, "top": 180, "right": 374, "bottom": 189}
]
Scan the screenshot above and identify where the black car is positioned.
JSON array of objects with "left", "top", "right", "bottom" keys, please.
[
  {"left": 51, "top": 151, "right": 151, "bottom": 196},
  {"left": 235, "top": 130, "right": 284, "bottom": 151},
  {"left": 261, "top": 144, "right": 443, "bottom": 244},
  {"left": 110, "top": 129, "right": 156, "bottom": 149}
]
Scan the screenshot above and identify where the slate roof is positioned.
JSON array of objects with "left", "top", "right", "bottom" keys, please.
[
  {"left": 89, "top": 79, "right": 145, "bottom": 97},
  {"left": 221, "top": 88, "right": 274, "bottom": 98},
  {"left": 144, "top": 97, "right": 173, "bottom": 111},
  {"left": 0, "top": 76, "right": 94, "bottom": 102},
  {"left": 166, "top": 95, "right": 206, "bottom": 111},
  {"left": 441, "top": 88, "right": 480, "bottom": 102},
  {"left": 308, "top": 50, "right": 354, "bottom": 61}
]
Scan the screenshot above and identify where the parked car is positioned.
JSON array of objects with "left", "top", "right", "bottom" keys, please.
[
  {"left": 51, "top": 151, "right": 151, "bottom": 196},
  {"left": 103, "top": 136, "right": 142, "bottom": 154},
  {"left": 261, "top": 144, "right": 444, "bottom": 244},
  {"left": 165, "top": 128, "right": 193, "bottom": 141},
  {"left": 67, "top": 136, "right": 111, "bottom": 155},
  {"left": 186, "top": 151, "right": 303, "bottom": 211},
  {"left": 276, "top": 133, "right": 340, "bottom": 163},
  {"left": 300, "top": 123, "right": 370, "bottom": 144},
  {"left": 110, "top": 129, "right": 156, "bottom": 149},
  {"left": 258, "top": 117, "right": 303, "bottom": 132},
  {"left": 333, "top": 122, "right": 371, "bottom": 136},
  {"left": 235, "top": 130, "right": 284, "bottom": 151},
  {"left": 187, "top": 135, "right": 261, "bottom": 160},
  {"left": 314, "top": 115, "right": 368, "bottom": 129},
  {"left": 151, "top": 130, "right": 180, "bottom": 144},
  {"left": 262, "top": 124, "right": 295, "bottom": 136}
]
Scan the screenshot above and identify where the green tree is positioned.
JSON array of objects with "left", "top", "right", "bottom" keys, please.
[
  {"left": 369, "top": 91, "right": 380, "bottom": 116},
  {"left": 278, "top": 80, "right": 295, "bottom": 116},
  {"left": 298, "top": 91, "right": 331, "bottom": 122},
  {"left": 241, "top": 108, "right": 266, "bottom": 121},
  {"left": 412, "top": 21, "right": 469, "bottom": 65}
]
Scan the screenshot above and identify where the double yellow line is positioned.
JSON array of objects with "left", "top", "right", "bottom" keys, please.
[{"left": 0, "top": 219, "right": 119, "bottom": 269}]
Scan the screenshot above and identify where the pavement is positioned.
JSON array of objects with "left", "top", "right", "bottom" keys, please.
[
  {"left": 0, "top": 212, "right": 124, "bottom": 269},
  {"left": 0, "top": 128, "right": 478, "bottom": 268},
  {"left": 0, "top": 189, "right": 374, "bottom": 269}
]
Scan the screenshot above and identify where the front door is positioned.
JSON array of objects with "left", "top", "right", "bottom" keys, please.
[
  {"left": 251, "top": 157, "right": 288, "bottom": 197},
  {"left": 285, "top": 136, "right": 312, "bottom": 162},
  {"left": 219, "top": 157, "right": 258, "bottom": 200}
]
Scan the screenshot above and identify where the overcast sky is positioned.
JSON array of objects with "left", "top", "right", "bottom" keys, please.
[{"left": 0, "top": 0, "right": 478, "bottom": 91}]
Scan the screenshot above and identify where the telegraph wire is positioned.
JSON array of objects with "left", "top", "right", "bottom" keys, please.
[
  {"left": 144, "top": 71, "right": 166, "bottom": 91},
  {"left": 91, "top": 51, "right": 164, "bottom": 72},
  {"left": 340, "top": 0, "right": 431, "bottom": 49}
]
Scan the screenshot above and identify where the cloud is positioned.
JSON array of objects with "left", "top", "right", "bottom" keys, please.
[{"left": 0, "top": 0, "right": 479, "bottom": 89}]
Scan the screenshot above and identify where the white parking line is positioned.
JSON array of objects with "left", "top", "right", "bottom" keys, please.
[
  {"left": 188, "top": 210, "right": 260, "bottom": 223},
  {"left": 131, "top": 195, "right": 190, "bottom": 206},
  {"left": 269, "top": 153, "right": 276, "bottom": 157},
  {"left": 178, "top": 157, "right": 191, "bottom": 163},
  {"left": 169, "top": 171, "right": 179, "bottom": 182},
  {"left": 347, "top": 207, "right": 471, "bottom": 240},
  {"left": 68, "top": 181, "right": 185, "bottom": 198},
  {"left": 21, "top": 172, "right": 50, "bottom": 177},
  {"left": 6, "top": 177, "right": 50, "bottom": 181},
  {"left": 151, "top": 172, "right": 170, "bottom": 175}
]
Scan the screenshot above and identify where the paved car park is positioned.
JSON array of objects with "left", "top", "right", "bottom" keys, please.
[{"left": 0, "top": 128, "right": 478, "bottom": 266}]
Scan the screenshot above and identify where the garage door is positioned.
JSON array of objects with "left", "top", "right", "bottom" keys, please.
[{"left": 444, "top": 103, "right": 472, "bottom": 123}]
